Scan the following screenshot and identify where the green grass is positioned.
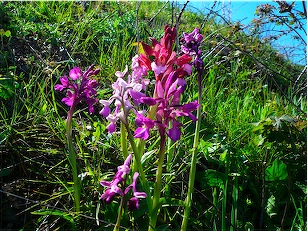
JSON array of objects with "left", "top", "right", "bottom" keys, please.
[{"left": 0, "top": 1, "right": 306, "bottom": 230}]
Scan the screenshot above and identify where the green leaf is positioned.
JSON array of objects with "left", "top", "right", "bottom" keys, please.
[
  {"left": 244, "top": 222, "right": 254, "bottom": 231},
  {"left": 0, "top": 168, "right": 11, "bottom": 177},
  {"left": 41, "top": 103, "right": 47, "bottom": 112},
  {"left": 0, "top": 77, "right": 18, "bottom": 99},
  {"left": 4, "top": 30, "right": 11, "bottom": 37},
  {"left": 265, "top": 159, "right": 288, "bottom": 181},
  {"left": 266, "top": 195, "right": 277, "bottom": 218},
  {"left": 253, "top": 134, "right": 265, "bottom": 146},
  {"left": 219, "top": 150, "right": 228, "bottom": 163},
  {"left": 31, "top": 209, "right": 74, "bottom": 223},
  {"left": 252, "top": 118, "right": 273, "bottom": 133},
  {"left": 198, "top": 169, "right": 224, "bottom": 189},
  {"left": 0, "top": 129, "right": 8, "bottom": 145}
]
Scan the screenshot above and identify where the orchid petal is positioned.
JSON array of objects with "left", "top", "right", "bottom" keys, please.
[
  {"left": 134, "top": 127, "right": 150, "bottom": 140},
  {"left": 99, "top": 106, "right": 111, "bottom": 118},
  {"left": 167, "top": 121, "right": 181, "bottom": 141},
  {"left": 107, "top": 122, "right": 116, "bottom": 133},
  {"left": 59, "top": 76, "right": 69, "bottom": 87},
  {"left": 134, "top": 191, "right": 147, "bottom": 198},
  {"left": 139, "top": 97, "right": 157, "bottom": 106},
  {"left": 69, "top": 67, "right": 82, "bottom": 80},
  {"left": 54, "top": 84, "right": 65, "bottom": 91},
  {"left": 115, "top": 65, "right": 128, "bottom": 78},
  {"left": 127, "top": 197, "right": 139, "bottom": 211},
  {"left": 151, "top": 62, "right": 167, "bottom": 75}
]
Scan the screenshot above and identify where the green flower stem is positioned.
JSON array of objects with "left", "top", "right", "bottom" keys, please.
[
  {"left": 66, "top": 106, "right": 80, "bottom": 214},
  {"left": 165, "top": 133, "right": 174, "bottom": 198},
  {"left": 113, "top": 192, "right": 125, "bottom": 231},
  {"left": 148, "top": 86, "right": 158, "bottom": 120},
  {"left": 124, "top": 124, "right": 152, "bottom": 212},
  {"left": 148, "top": 133, "right": 166, "bottom": 231},
  {"left": 213, "top": 187, "right": 218, "bottom": 231},
  {"left": 120, "top": 122, "right": 128, "bottom": 159},
  {"left": 181, "top": 71, "right": 203, "bottom": 231},
  {"left": 222, "top": 153, "right": 230, "bottom": 231},
  {"left": 230, "top": 175, "right": 239, "bottom": 231}
]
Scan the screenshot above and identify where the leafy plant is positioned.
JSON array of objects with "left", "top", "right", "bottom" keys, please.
[{"left": 0, "top": 1, "right": 306, "bottom": 230}]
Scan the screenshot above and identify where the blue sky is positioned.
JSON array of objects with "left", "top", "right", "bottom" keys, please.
[
  {"left": 183, "top": 1, "right": 262, "bottom": 24},
  {"left": 177, "top": 1, "right": 307, "bottom": 65}
]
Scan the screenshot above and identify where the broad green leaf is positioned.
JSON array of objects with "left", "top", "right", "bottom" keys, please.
[
  {"left": 219, "top": 150, "right": 228, "bottom": 163},
  {"left": 0, "top": 168, "right": 11, "bottom": 177},
  {"left": 253, "top": 134, "right": 265, "bottom": 146},
  {"left": 198, "top": 169, "right": 224, "bottom": 189},
  {"left": 266, "top": 195, "right": 277, "bottom": 218},
  {"left": 252, "top": 118, "right": 273, "bottom": 133},
  {"left": 265, "top": 158, "right": 288, "bottom": 181},
  {"left": 4, "top": 30, "right": 11, "bottom": 37}
]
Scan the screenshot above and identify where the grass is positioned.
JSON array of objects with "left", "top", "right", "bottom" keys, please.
[{"left": 0, "top": 1, "right": 306, "bottom": 230}]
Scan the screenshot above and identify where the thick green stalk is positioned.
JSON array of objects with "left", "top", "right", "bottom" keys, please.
[
  {"left": 66, "top": 106, "right": 80, "bottom": 213},
  {"left": 180, "top": 72, "right": 202, "bottom": 231},
  {"left": 120, "top": 122, "right": 128, "bottom": 159},
  {"left": 113, "top": 192, "right": 125, "bottom": 231},
  {"left": 230, "top": 175, "right": 239, "bottom": 231},
  {"left": 125, "top": 124, "right": 152, "bottom": 212},
  {"left": 213, "top": 187, "right": 218, "bottom": 231},
  {"left": 222, "top": 177, "right": 228, "bottom": 231},
  {"left": 165, "top": 129, "right": 174, "bottom": 198},
  {"left": 222, "top": 152, "right": 230, "bottom": 231},
  {"left": 148, "top": 134, "right": 166, "bottom": 231}
]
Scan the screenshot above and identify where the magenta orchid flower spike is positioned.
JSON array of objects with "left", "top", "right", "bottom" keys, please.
[
  {"left": 100, "top": 154, "right": 132, "bottom": 203},
  {"left": 126, "top": 25, "right": 199, "bottom": 142},
  {"left": 134, "top": 70, "right": 199, "bottom": 141},
  {"left": 138, "top": 25, "right": 192, "bottom": 84},
  {"left": 54, "top": 65, "right": 100, "bottom": 113},
  {"left": 181, "top": 28, "right": 204, "bottom": 72},
  {"left": 100, "top": 154, "right": 146, "bottom": 211}
]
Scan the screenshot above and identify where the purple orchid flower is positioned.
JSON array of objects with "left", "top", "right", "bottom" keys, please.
[
  {"left": 134, "top": 113, "right": 156, "bottom": 140},
  {"left": 181, "top": 28, "right": 204, "bottom": 72},
  {"left": 134, "top": 70, "right": 199, "bottom": 141},
  {"left": 181, "top": 28, "right": 203, "bottom": 56},
  {"left": 54, "top": 65, "right": 100, "bottom": 113},
  {"left": 124, "top": 172, "right": 147, "bottom": 211},
  {"left": 100, "top": 154, "right": 132, "bottom": 203},
  {"left": 99, "top": 56, "right": 150, "bottom": 133},
  {"left": 100, "top": 154, "right": 147, "bottom": 210}
]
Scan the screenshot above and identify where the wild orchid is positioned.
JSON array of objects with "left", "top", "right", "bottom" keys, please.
[
  {"left": 138, "top": 25, "right": 192, "bottom": 85},
  {"left": 180, "top": 27, "right": 205, "bottom": 231},
  {"left": 181, "top": 27, "right": 204, "bottom": 72},
  {"left": 98, "top": 25, "right": 202, "bottom": 231},
  {"left": 100, "top": 154, "right": 146, "bottom": 230},
  {"left": 133, "top": 25, "right": 199, "bottom": 142},
  {"left": 135, "top": 70, "right": 199, "bottom": 141},
  {"left": 136, "top": 26, "right": 200, "bottom": 230},
  {"left": 54, "top": 65, "right": 100, "bottom": 114},
  {"left": 99, "top": 57, "right": 152, "bottom": 214},
  {"left": 99, "top": 56, "right": 150, "bottom": 133},
  {"left": 54, "top": 65, "right": 100, "bottom": 213}
]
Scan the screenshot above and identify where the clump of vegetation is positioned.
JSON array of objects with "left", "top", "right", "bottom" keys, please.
[{"left": 0, "top": 1, "right": 306, "bottom": 230}]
